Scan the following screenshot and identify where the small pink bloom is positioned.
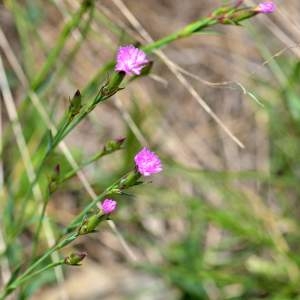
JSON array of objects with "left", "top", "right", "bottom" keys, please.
[
  {"left": 98, "top": 199, "right": 117, "bottom": 215},
  {"left": 134, "top": 147, "right": 162, "bottom": 176},
  {"left": 255, "top": 2, "right": 276, "bottom": 14},
  {"left": 115, "top": 45, "right": 149, "bottom": 76}
]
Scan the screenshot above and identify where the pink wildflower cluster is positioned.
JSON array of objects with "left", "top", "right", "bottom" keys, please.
[
  {"left": 134, "top": 147, "right": 163, "bottom": 176},
  {"left": 115, "top": 45, "right": 149, "bottom": 76},
  {"left": 97, "top": 148, "right": 162, "bottom": 214},
  {"left": 98, "top": 199, "right": 117, "bottom": 215},
  {"left": 256, "top": 1, "right": 276, "bottom": 14}
]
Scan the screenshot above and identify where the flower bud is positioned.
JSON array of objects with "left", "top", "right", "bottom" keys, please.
[
  {"left": 118, "top": 170, "right": 142, "bottom": 190},
  {"left": 97, "top": 199, "right": 117, "bottom": 215},
  {"left": 78, "top": 214, "right": 104, "bottom": 235},
  {"left": 217, "top": 10, "right": 257, "bottom": 25},
  {"left": 102, "top": 137, "right": 126, "bottom": 155},
  {"left": 64, "top": 252, "right": 87, "bottom": 266},
  {"left": 77, "top": 200, "right": 117, "bottom": 235},
  {"left": 69, "top": 90, "right": 82, "bottom": 118},
  {"left": 100, "top": 71, "right": 125, "bottom": 98},
  {"left": 211, "top": 6, "right": 236, "bottom": 17}
]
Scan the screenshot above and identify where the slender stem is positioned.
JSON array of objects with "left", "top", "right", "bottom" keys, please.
[
  {"left": 31, "top": 195, "right": 51, "bottom": 261},
  {"left": 0, "top": 233, "right": 77, "bottom": 298},
  {"left": 60, "top": 152, "right": 105, "bottom": 184},
  {"left": 64, "top": 190, "right": 107, "bottom": 233},
  {"left": 15, "top": 145, "right": 55, "bottom": 234},
  {"left": 143, "top": 17, "right": 217, "bottom": 53},
  {"left": 0, "top": 171, "right": 125, "bottom": 297},
  {"left": 10, "top": 261, "right": 64, "bottom": 290},
  {"left": 64, "top": 175, "right": 123, "bottom": 234}
]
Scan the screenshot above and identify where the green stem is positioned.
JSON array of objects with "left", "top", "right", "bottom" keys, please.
[
  {"left": 64, "top": 189, "right": 107, "bottom": 233},
  {"left": 0, "top": 233, "right": 77, "bottom": 298},
  {"left": 143, "top": 17, "right": 217, "bottom": 53},
  {"left": 0, "top": 171, "right": 126, "bottom": 297},
  {"left": 9, "top": 261, "right": 64, "bottom": 291},
  {"left": 15, "top": 140, "right": 59, "bottom": 235},
  {"left": 60, "top": 152, "right": 105, "bottom": 184},
  {"left": 64, "top": 171, "right": 132, "bottom": 233},
  {"left": 30, "top": 195, "right": 51, "bottom": 261},
  {"left": 0, "top": 260, "right": 61, "bottom": 299}
]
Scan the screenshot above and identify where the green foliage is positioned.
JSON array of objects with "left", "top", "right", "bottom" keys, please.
[{"left": 1, "top": 1, "right": 299, "bottom": 299}]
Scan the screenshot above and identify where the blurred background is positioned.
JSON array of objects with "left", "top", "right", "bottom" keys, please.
[{"left": 1, "top": 0, "right": 300, "bottom": 299}]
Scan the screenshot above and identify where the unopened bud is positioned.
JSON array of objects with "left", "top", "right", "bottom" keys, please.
[
  {"left": 100, "top": 72, "right": 125, "bottom": 98},
  {"left": 78, "top": 214, "right": 104, "bottom": 235},
  {"left": 69, "top": 90, "right": 82, "bottom": 118},
  {"left": 217, "top": 9, "right": 257, "bottom": 25},
  {"left": 103, "top": 137, "right": 126, "bottom": 155},
  {"left": 211, "top": 6, "right": 236, "bottom": 18},
  {"left": 64, "top": 252, "right": 87, "bottom": 266},
  {"left": 118, "top": 170, "right": 142, "bottom": 190}
]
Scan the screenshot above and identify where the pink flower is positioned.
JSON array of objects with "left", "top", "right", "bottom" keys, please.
[
  {"left": 98, "top": 199, "right": 117, "bottom": 215},
  {"left": 255, "top": 2, "right": 276, "bottom": 14},
  {"left": 115, "top": 45, "right": 149, "bottom": 75},
  {"left": 134, "top": 147, "right": 162, "bottom": 176}
]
